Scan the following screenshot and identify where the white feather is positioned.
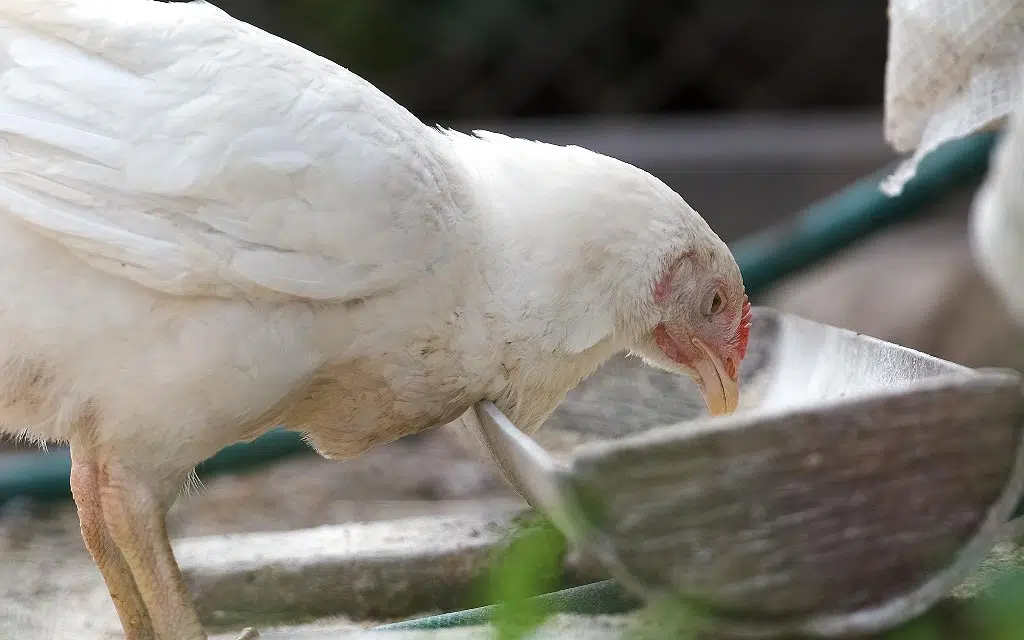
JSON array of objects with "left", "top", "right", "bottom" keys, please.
[{"left": 0, "top": 0, "right": 462, "bottom": 302}]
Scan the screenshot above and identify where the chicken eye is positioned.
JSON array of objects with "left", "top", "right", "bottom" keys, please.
[{"left": 709, "top": 292, "right": 723, "bottom": 315}]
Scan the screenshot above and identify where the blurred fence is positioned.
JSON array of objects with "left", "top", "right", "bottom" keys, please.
[{"left": 206, "top": 0, "right": 889, "bottom": 120}]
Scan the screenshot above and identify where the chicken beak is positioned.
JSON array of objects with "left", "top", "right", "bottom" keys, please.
[{"left": 691, "top": 338, "right": 739, "bottom": 416}]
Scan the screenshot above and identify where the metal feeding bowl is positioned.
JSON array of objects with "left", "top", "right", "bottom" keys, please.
[{"left": 451, "top": 306, "right": 1024, "bottom": 638}]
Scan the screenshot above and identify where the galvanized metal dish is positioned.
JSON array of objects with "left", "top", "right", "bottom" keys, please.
[{"left": 451, "top": 306, "right": 1024, "bottom": 638}]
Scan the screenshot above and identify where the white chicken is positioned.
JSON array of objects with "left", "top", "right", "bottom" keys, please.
[{"left": 0, "top": 1, "right": 751, "bottom": 638}]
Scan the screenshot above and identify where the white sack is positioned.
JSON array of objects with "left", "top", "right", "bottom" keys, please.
[{"left": 881, "top": 0, "right": 1024, "bottom": 195}]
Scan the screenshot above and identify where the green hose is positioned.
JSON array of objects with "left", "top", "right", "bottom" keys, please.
[
  {"left": 374, "top": 580, "right": 639, "bottom": 630},
  {"left": 735, "top": 132, "right": 996, "bottom": 296},
  {"left": 0, "top": 429, "right": 313, "bottom": 508},
  {"left": 0, "top": 132, "right": 998, "bottom": 512}
]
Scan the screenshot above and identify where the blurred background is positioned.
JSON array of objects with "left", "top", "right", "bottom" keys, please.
[
  {"left": 222, "top": 0, "right": 887, "bottom": 120},
  {"left": 4, "top": 2, "right": 1024, "bottom": 637}
]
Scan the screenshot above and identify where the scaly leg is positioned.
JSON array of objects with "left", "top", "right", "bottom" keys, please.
[
  {"left": 73, "top": 442, "right": 259, "bottom": 640},
  {"left": 69, "top": 443, "right": 156, "bottom": 640},
  {"left": 94, "top": 451, "right": 209, "bottom": 640}
]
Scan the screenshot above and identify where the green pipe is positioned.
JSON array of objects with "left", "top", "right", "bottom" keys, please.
[
  {"left": 0, "top": 429, "right": 313, "bottom": 508},
  {"left": 375, "top": 580, "right": 639, "bottom": 631},
  {"left": 0, "top": 132, "right": 999, "bottom": 510},
  {"left": 735, "top": 132, "right": 997, "bottom": 296}
]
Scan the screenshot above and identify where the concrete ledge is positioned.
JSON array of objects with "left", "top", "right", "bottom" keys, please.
[{"left": 177, "top": 508, "right": 524, "bottom": 626}]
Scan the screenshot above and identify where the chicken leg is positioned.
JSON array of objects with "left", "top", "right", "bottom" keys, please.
[
  {"left": 69, "top": 446, "right": 156, "bottom": 640},
  {"left": 70, "top": 442, "right": 259, "bottom": 640}
]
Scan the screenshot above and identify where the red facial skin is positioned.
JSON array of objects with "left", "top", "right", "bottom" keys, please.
[
  {"left": 652, "top": 264, "right": 751, "bottom": 415},
  {"left": 654, "top": 296, "right": 749, "bottom": 371}
]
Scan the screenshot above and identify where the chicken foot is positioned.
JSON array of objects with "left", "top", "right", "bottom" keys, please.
[{"left": 69, "top": 442, "right": 259, "bottom": 640}]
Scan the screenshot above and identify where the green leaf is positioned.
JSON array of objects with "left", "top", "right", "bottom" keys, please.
[{"left": 489, "top": 512, "right": 569, "bottom": 640}]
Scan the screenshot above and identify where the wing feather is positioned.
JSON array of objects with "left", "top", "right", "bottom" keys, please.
[{"left": 0, "top": 0, "right": 465, "bottom": 301}]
